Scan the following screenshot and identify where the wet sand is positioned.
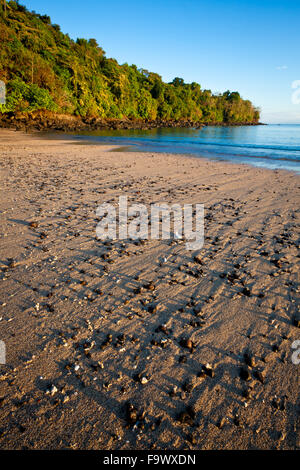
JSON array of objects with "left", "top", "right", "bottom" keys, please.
[{"left": 0, "top": 128, "right": 299, "bottom": 450}]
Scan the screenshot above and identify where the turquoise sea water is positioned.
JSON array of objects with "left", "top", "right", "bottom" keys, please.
[{"left": 72, "top": 124, "right": 300, "bottom": 172}]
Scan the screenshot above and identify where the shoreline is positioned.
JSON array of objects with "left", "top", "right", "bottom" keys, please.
[
  {"left": 12, "top": 127, "right": 299, "bottom": 175},
  {"left": 0, "top": 110, "right": 263, "bottom": 133},
  {"left": 0, "top": 129, "right": 299, "bottom": 450}
]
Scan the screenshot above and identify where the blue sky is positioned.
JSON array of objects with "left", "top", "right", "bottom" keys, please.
[{"left": 20, "top": 0, "right": 300, "bottom": 123}]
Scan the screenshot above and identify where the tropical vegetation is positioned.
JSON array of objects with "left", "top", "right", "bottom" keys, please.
[{"left": 0, "top": 1, "right": 260, "bottom": 124}]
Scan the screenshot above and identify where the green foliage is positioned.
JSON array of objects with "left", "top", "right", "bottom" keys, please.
[
  {"left": 0, "top": 1, "right": 260, "bottom": 123},
  {"left": 0, "top": 78, "right": 57, "bottom": 112},
  {"left": 171, "top": 77, "right": 185, "bottom": 87}
]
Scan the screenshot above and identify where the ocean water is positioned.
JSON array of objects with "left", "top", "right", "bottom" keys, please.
[{"left": 72, "top": 124, "right": 300, "bottom": 172}]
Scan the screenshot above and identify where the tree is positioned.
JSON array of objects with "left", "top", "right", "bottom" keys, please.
[
  {"left": 2, "top": 0, "right": 7, "bottom": 17},
  {"left": 171, "top": 77, "right": 185, "bottom": 87},
  {"left": 0, "top": 3, "right": 260, "bottom": 123}
]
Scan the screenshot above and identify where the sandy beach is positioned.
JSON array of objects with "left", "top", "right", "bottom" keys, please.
[{"left": 0, "top": 128, "right": 299, "bottom": 450}]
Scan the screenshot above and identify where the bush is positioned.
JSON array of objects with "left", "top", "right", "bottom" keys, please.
[{"left": 1, "top": 78, "right": 57, "bottom": 112}]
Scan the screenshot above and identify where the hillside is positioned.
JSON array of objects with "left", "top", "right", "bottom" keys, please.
[{"left": 0, "top": 1, "right": 260, "bottom": 126}]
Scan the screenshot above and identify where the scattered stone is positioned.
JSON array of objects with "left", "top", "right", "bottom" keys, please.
[
  {"left": 193, "top": 304, "right": 202, "bottom": 315},
  {"left": 156, "top": 324, "right": 170, "bottom": 335},
  {"left": 183, "top": 380, "right": 196, "bottom": 393},
  {"left": 278, "top": 431, "right": 286, "bottom": 442},
  {"left": 140, "top": 376, "right": 149, "bottom": 385},
  {"left": 239, "top": 367, "right": 251, "bottom": 381},
  {"left": 47, "top": 385, "right": 58, "bottom": 396},
  {"left": 271, "top": 396, "right": 286, "bottom": 411},
  {"left": 126, "top": 403, "right": 138, "bottom": 425},
  {"left": 7, "top": 258, "right": 16, "bottom": 268},
  {"left": 147, "top": 304, "right": 158, "bottom": 314},
  {"left": 190, "top": 320, "right": 204, "bottom": 327},
  {"left": 217, "top": 417, "right": 226, "bottom": 429},
  {"left": 244, "top": 352, "right": 255, "bottom": 368},
  {"left": 233, "top": 415, "right": 241, "bottom": 427},
  {"left": 178, "top": 355, "right": 187, "bottom": 364},
  {"left": 241, "top": 287, "right": 251, "bottom": 297},
  {"left": 29, "top": 221, "right": 39, "bottom": 228},
  {"left": 197, "top": 370, "right": 206, "bottom": 379},
  {"left": 91, "top": 361, "right": 104, "bottom": 372},
  {"left": 101, "top": 334, "right": 113, "bottom": 349},
  {"left": 115, "top": 334, "right": 126, "bottom": 347},
  {"left": 242, "top": 387, "right": 252, "bottom": 400},
  {"left": 93, "top": 288, "right": 103, "bottom": 296},
  {"left": 178, "top": 406, "right": 196, "bottom": 426},
  {"left": 253, "top": 370, "right": 265, "bottom": 384},
  {"left": 194, "top": 254, "right": 203, "bottom": 265},
  {"left": 293, "top": 314, "right": 300, "bottom": 328},
  {"left": 259, "top": 250, "right": 269, "bottom": 257},
  {"left": 134, "top": 286, "right": 143, "bottom": 295},
  {"left": 227, "top": 271, "right": 239, "bottom": 283},
  {"left": 143, "top": 281, "right": 155, "bottom": 291},
  {"left": 270, "top": 258, "right": 281, "bottom": 269},
  {"left": 180, "top": 337, "right": 194, "bottom": 351},
  {"left": 83, "top": 340, "right": 95, "bottom": 352},
  {"left": 169, "top": 386, "right": 177, "bottom": 397},
  {"left": 187, "top": 433, "right": 197, "bottom": 444},
  {"left": 202, "top": 363, "right": 214, "bottom": 378}
]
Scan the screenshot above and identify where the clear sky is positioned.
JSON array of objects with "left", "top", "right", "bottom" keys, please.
[{"left": 20, "top": 0, "right": 300, "bottom": 123}]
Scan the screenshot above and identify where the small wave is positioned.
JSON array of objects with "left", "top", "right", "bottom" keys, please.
[{"left": 73, "top": 125, "right": 300, "bottom": 172}]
